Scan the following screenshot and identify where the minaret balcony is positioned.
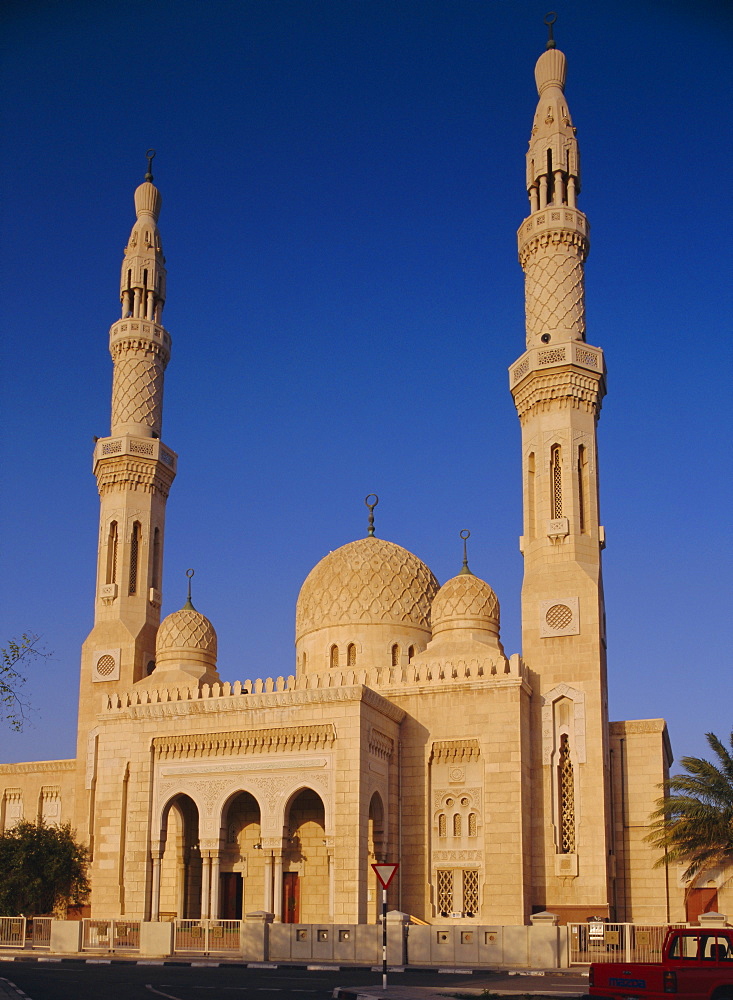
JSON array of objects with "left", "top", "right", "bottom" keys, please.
[
  {"left": 93, "top": 434, "right": 177, "bottom": 474},
  {"left": 509, "top": 340, "right": 604, "bottom": 390},
  {"left": 109, "top": 318, "right": 171, "bottom": 357},
  {"left": 517, "top": 206, "right": 589, "bottom": 260}
]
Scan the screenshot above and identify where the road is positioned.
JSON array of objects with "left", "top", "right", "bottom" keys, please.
[{"left": 0, "top": 961, "right": 589, "bottom": 1000}]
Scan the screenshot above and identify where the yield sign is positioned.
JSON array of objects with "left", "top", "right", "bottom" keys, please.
[{"left": 372, "top": 862, "right": 399, "bottom": 889}]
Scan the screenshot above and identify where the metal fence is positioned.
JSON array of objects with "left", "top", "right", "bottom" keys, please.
[
  {"left": 0, "top": 917, "right": 26, "bottom": 949},
  {"left": 81, "top": 918, "right": 141, "bottom": 951},
  {"left": 174, "top": 919, "right": 242, "bottom": 954},
  {"left": 30, "top": 917, "right": 52, "bottom": 949},
  {"left": 569, "top": 922, "right": 689, "bottom": 965}
]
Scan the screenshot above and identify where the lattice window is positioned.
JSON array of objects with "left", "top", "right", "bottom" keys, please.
[
  {"left": 347, "top": 643, "right": 356, "bottom": 666},
  {"left": 550, "top": 445, "right": 562, "bottom": 518},
  {"left": 462, "top": 869, "right": 479, "bottom": 916},
  {"left": 453, "top": 813, "right": 461, "bottom": 837},
  {"left": 391, "top": 644, "right": 400, "bottom": 667},
  {"left": 468, "top": 813, "right": 477, "bottom": 837},
  {"left": 437, "top": 870, "right": 453, "bottom": 915},
  {"left": 106, "top": 521, "right": 118, "bottom": 585},
  {"left": 330, "top": 645, "right": 339, "bottom": 669},
  {"left": 558, "top": 733, "right": 576, "bottom": 853},
  {"left": 438, "top": 813, "right": 446, "bottom": 837},
  {"left": 128, "top": 521, "right": 141, "bottom": 595}
]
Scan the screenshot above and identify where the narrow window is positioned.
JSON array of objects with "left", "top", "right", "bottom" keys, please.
[
  {"left": 527, "top": 452, "right": 536, "bottom": 538},
  {"left": 550, "top": 445, "right": 563, "bottom": 519},
  {"left": 546, "top": 148, "right": 554, "bottom": 202},
  {"left": 558, "top": 734, "right": 576, "bottom": 853},
  {"left": 151, "top": 527, "right": 161, "bottom": 590},
  {"left": 468, "top": 813, "right": 477, "bottom": 837},
  {"left": 105, "top": 521, "right": 118, "bottom": 585},
  {"left": 462, "top": 869, "right": 479, "bottom": 916},
  {"left": 128, "top": 521, "right": 141, "bottom": 595},
  {"left": 437, "top": 870, "right": 453, "bottom": 916},
  {"left": 329, "top": 645, "right": 339, "bottom": 669},
  {"left": 391, "top": 644, "right": 400, "bottom": 667},
  {"left": 438, "top": 813, "right": 446, "bottom": 837},
  {"left": 302, "top": 651, "right": 307, "bottom": 670},
  {"left": 578, "top": 445, "right": 589, "bottom": 533},
  {"left": 408, "top": 645, "right": 415, "bottom": 662},
  {"left": 453, "top": 813, "right": 462, "bottom": 838},
  {"left": 347, "top": 643, "right": 356, "bottom": 667}
]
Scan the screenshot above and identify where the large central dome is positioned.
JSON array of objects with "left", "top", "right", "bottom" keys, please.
[{"left": 295, "top": 536, "right": 439, "bottom": 642}]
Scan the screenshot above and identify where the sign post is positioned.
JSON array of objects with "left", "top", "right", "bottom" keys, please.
[{"left": 371, "top": 862, "right": 399, "bottom": 990}]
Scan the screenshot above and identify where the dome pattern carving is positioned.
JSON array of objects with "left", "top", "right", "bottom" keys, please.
[
  {"left": 296, "top": 537, "right": 439, "bottom": 640},
  {"left": 156, "top": 608, "right": 217, "bottom": 656},
  {"left": 431, "top": 573, "right": 499, "bottom": 628}
]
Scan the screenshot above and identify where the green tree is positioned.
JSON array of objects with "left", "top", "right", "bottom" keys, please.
[
  {"left": 1, "top": 633, "right": 49, "bottom": 731},
  {"left": 0, "top": 821, "right": 90, "bottom": 916},
  {"left": 647, "top": 730, "right": 733, "bottom": 884}
]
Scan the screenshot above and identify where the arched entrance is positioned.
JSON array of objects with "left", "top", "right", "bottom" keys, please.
[
  {"left": 282, "top": 788, "right": 327, "bottom": 923},
  {"left": 367, "top": 792, "right": 385, "bottom": 922},
  {"left": 158, "top": 794, "right": 201, "bottom": 919},
  {"left": 219, "top": 791, "right": 262, "bottom": 919}
]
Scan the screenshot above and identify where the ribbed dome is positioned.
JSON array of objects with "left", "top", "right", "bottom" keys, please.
[
  {"left": 535, "top": 47, "right": 566, "bottom": 94},
  {"left": 156, "top": 608, "right": 217, "bottom": 657},
  {"left": 295, "top": 536, "right": 439, "bottom": 641},
  {"left": 431, "top": 572, "right": 499, "bottom": 635},
  {"left": 134, "top": 180, "right": 162, "bottom": 220}
]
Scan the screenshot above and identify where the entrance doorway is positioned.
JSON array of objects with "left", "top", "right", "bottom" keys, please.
[
  {"left": 220, "top": 872, "right": 243, "bottom": 919},
  {"left": 282, "top": 872, "right": 300, "bottom": 923},
  {"left": 686, "top": 887, "right": 718, "bottom": 923}
]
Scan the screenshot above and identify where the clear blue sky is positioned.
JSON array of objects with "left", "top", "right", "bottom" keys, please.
[{"left": 1, "top": 0, "right": 731, "bottom": 769}]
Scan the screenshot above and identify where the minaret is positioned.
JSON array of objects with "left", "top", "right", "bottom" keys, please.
[
  {"left": 78, "top": 152, "right": 177, "bottom": 713},
  {"left": 510, "top": 23, "right": 612, "bottom": 918}
]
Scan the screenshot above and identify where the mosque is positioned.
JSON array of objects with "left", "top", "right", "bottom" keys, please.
[{"left": 0, "top": 31, "right": 688, "bottom": 927}]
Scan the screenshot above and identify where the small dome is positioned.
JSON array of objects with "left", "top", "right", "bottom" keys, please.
[
  {"left": 431, "top": 572, "right": 499, "bottom": 637},
  {"left": 156, "top": 607, "right": 217, "bottom": 658},
  {"left": 296, "top": 536, "right": 439, "bottom": 642}
]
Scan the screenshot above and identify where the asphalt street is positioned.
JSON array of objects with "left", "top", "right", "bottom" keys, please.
[{"left": 0, "top": 962, "right": 589, "bottom": 1000}]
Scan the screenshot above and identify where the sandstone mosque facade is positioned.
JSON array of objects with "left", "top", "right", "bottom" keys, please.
[{"left": 0, "top": 36, "right": 688, "bottom": 926}]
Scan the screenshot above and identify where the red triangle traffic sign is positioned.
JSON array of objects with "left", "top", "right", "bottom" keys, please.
[{"left": 371, "top": 862, "right": 399, "bottom": 889}]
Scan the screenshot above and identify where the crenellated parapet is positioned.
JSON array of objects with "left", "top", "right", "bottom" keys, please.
[{"left": 101, "top": 652, "right": 531, "bottom": 716}]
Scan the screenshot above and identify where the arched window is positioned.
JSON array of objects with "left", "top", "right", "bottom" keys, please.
[
  {"left": 468, "top": 813, "right": 477, "bottom": 837},
  {"left": 438, "top": 813, "right": 446, "bottom": 838},
  {"left": 550, "top": 445, "right": 563, "bottom": 519},
  {"left": 577, "top": 445, "right": 589, "bottom": 533},
  {"left": 302, "top": 651, "right": 307, "bottom": 670},
  {"left": 453, "top": 813, "right": 461, "bottom": 838},
  {"left": 558, "top": 734, "right": 576, "bottom": 853},
  {"left": 151, "top": 527, "right": 161, "bottom": 590},
  {"left": 347, "top": 643, "right": 356, "bottom": 667},
  {"left": 407, "top": 645, "right": 415, "bottom": 662},
  {"left": 329, "top": 645, "right": 339, "bottom": 669},
  {"left": 105, "top": 521, "right": 118, "bottom": 585},
  {"left": 391, "top": 644, "right": 400, "bottom": 667},
  {"left": 128, "top": 521, "right": 141, "bottom": 595},
  {"left": 527, "top": 452, "right": 536, "bottom": 538}
]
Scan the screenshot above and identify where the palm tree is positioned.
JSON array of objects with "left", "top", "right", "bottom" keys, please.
[{"left": 647, "top": 729, "right": 733, "bottom": 885}]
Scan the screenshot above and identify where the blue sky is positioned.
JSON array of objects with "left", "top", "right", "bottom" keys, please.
[{"left": 1, "top": 0, "right": 731, "bottom": 769}]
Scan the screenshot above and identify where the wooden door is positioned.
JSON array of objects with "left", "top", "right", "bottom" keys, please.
[
  {"left": 219, "top": 872, "right": 243, "bottom": 920},
  {"left": 282, "top": 872, "right": 300, "bottom": 923},
  {"left": 686, "top": 887, "right": 718, "bottom": 923}
]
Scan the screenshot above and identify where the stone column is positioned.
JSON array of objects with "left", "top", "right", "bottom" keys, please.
[
  {"left": 264, "top": 853, "right": 273, "bottom": 913},
  {"left": 151, "top": 851, "right": 162, "bottom": 921},
  {"left": 210, "top": 852, "right": 221, "bottom": 920},
  {"left": 201, "top": 853, "right": 211, "bottom": 920},
  {"left": 273, "top": 853, "right": 283, "bottom": 922}
]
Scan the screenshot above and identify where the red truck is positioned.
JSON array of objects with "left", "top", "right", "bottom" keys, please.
[{"left": 588, "top": 926, "right": 733, "bottom": 999}]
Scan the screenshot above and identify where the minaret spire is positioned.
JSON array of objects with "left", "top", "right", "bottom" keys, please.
[
  {"left": 509, "top": 28, "right": 611, "bottom": 922},
  {"left": 81, "top": 156, "right": 177, "bottom": 693}
]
